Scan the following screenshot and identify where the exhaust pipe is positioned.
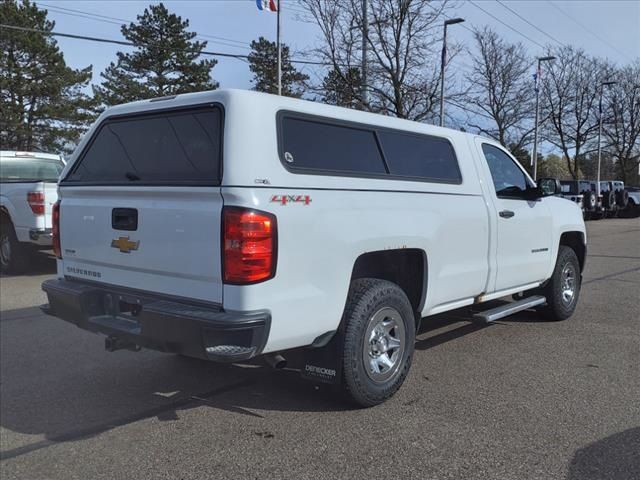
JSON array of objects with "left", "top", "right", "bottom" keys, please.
[{"left": 264, "top": 353, "right": 287, "bottom": 369}]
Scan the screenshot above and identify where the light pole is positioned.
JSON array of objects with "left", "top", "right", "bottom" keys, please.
[
  {"left": 531, "top": 55, "right": 555, "bottom": 180},
  {"left": 361, "top": 0, "right": 368, "bottom": 106},
  {"left": 596, "top": 80, "right": 617, "bottom": 197},
  {"left": 439, "top": 18, "right": 465, "bottom": 127},
  {"left": 276, "top": 1, "right": 281, "bottom": 95}
]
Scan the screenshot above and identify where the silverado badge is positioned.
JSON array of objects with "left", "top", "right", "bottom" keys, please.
[{"left": 111, "top": 236, "right": 139, "bottom": 253}]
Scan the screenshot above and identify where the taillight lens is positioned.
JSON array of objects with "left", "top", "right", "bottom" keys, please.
[
  {"left": 52, "top": 200, "right": 61, "bottom": 258},
  {"left": 27, "top": 191, "right": 45, "bottom": 215},
  {"left": 223, "top": 207, "right": 276, "bottom": 284}
]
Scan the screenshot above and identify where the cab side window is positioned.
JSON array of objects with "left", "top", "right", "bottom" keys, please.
[{"left": 481, "top": 144, "right": 531, "bottom": 198}]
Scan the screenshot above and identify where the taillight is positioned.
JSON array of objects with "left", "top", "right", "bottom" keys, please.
[
  {"left": 223, "top": 207, "right": 277, "bottom": 284},
  {"left": 52, "top": 200, "right": 61, "bottom": 258},
  {"left": 27, "top": 191, "right": 45, "bottom": 215}
]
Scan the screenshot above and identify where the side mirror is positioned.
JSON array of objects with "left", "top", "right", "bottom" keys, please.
[{"left": 537, "top": 178, "right": 561, "bottom": 197}]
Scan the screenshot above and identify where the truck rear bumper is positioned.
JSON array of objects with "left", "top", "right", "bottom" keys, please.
[
  {"left": 41, "top": 279, "right": 270, "bottom": 362},
  {"left": 29, "top": 228, "right": 52, "bottom": 246}
]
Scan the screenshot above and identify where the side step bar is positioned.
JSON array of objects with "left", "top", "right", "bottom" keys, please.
[{"left": 473, "top": 295, "right": 546, "bottom": 323}]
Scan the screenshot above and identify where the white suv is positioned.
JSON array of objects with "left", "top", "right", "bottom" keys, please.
[{"left": 42, "top": 90, "right": 586, "bottom": 406}]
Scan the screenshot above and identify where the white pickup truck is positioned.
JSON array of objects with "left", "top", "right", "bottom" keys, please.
[
  {"left": 42, "top": 90, "right": 586, "bottom": 406},
  {"left": 1, "top": 151, "right": 65, "bottom": 273}
]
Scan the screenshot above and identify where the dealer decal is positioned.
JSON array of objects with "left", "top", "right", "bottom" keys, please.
[
  {"left": 270, "top": 194, "right": 312, "bottom": 206},
  {"left": 304, "top": 364, "right": 336, "bottom": 380}
]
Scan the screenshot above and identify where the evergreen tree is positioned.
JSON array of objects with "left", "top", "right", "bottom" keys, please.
[
  {"left": 0, "top": 0, "right": 96, "bottom": 153},
  {"left": 321, "top": 68, "right": 362, "bottom": 109},
  {"left": 581, "top": 152, "right": 616, "bottom": 180},
  {"left": 537, "top": 153, "right": 571, "bottom": 180},
  {"left": 247, "top": 37, "right": 308, "bottom": 97},
  {"left": 508, "top": 143, "right": 535, "bottom": 176},
  {"left": 94, "top": 3, "right": 218, "bottom": 106}
]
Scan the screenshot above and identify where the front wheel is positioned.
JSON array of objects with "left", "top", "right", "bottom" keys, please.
[
  {"left": 538, "top": 246, "right": 581, "bottom": 321},
  {"left": 340, "top": 278, "right": 416, "bottom": 407}
]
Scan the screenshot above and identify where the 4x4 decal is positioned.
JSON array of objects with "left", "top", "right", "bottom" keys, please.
[{"left": 270, "top": 194, "right": 312, "bottom": 205}]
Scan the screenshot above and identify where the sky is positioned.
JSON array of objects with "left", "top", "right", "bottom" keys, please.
[
  {"left": 38, "top": 0, "right": 640, "bottom": 88},
  {"left": 22, "top": 0, "right": 640, "bottom": 152}
]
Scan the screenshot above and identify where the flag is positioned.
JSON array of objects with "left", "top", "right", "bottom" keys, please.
[{"left": 256, "top": 0, "right": 278, "bottom": 12}]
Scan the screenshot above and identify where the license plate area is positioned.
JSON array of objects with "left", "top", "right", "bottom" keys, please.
[{"left": 90, "top": 292, "right": 145, "bottom": 334}]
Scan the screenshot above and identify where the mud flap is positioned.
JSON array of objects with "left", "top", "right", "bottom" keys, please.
[{"left": 300, "top": 330, "right": 344, "bottom": 385}]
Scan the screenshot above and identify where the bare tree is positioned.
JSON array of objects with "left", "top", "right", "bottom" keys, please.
[
  {"left": 603, "top": 62, "right": 640, "bottom": 183},
  {"left": 466, "top": 27, "right": 534, "bottom": 151},
  {"left": 321, "top": 67, "right": 363, "bottom": 108},
  {"left": 301, "top": 0, "right": 455, "bottom": 122},
  {"left": 541, "top": 46, "right": 610, "bottom": 179}
]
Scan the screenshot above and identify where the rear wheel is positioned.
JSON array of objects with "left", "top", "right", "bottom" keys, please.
[
  {"left": 538, "top": 246, "right": 581, "bottom": 321},
  {"left": 340, "top": 278, "right": 415, "bottom": 407},
  {"left": 0, "top": 221, "right": 29, "bottom": 274}
]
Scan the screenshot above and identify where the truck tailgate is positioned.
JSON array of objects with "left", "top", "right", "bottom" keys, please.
[{"left": 59, "top": 187, "right": 224, "bottom": 303}]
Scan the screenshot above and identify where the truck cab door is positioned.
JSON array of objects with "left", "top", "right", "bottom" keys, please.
[{"left": 476, "top": 141, "right": 553, "bottom": 292}]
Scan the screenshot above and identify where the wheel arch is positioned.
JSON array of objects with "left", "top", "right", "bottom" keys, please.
[
  {"left": 350, "top": 248, "right": 427, "bottom": 327},
  {"left": 559, "top": 231, "right": 586, "bottom": 272},
  {"left": 0, "top": 207, "right": 14, "bottom": 231}
]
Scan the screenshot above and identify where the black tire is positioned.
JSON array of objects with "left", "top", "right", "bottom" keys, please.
[
  {"left": 538, "top": 246, "right": 581, "bottom": 321},
  {"left": 583, "top": 191, "right": 596, "bottom": 212},
  {"left": 615, "top": 190, "right": 629, "bottom": 210},
  {"left": 603, "top": 190, "right": 616, "bottom": 210},
  {"left": 0, "top": 220, "right": 29, "bottom": 274},
  {"left": 340, "top": 278, "right": 416, "bottom": 407}
]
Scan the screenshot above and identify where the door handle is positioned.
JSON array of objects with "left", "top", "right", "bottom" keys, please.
[{"left": 499, "top": 210, "right": 515, "bottom": 219}]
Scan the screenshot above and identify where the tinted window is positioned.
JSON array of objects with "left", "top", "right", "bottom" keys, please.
[
  {"left": 66, "top": 107, "right": 222, "bottom": 184},
  {"left": 378, "top": 131, "right": 460, "bottom": 182},
  {"left": 482, "top": 144, "right": 531, "bottom": 197},
  {"left": 281, "top": 117, "right": 386, "bottom": 174},
  {"left": 578, "top": 182, "right": 592, "bottom": 193},
  {"left": 0, "top": 158, "right": 64, "bottom": 182}
]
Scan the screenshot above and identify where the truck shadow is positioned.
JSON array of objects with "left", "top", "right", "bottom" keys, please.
[
  {"left": 567, "top": 427, "right": 640, "bottom": 480},
  {"left": 0, "top": 250, "right": 56, "bottom": 278},
  {"left": 414, "top": 301, "right": 550, "bottom": 351},
  {"left": 0, "top": 300, "right": 552, "bottom": 461},
  {"left": 0, "top": 306, "right": 346, "bottom": 461},
  {"left": 415, "top": 309, "right": 488, "bottom": 351}
]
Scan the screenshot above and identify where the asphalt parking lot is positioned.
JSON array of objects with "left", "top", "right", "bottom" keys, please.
[{"left": 1, "top": 218, "right": 638, "bottom": 480}]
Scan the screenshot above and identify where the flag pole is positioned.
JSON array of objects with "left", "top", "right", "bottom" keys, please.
[{"left": 277, "top": 1, "right": 282, "bottom": 95}]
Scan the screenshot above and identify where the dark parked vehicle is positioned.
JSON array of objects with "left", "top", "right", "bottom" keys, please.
[
  {"left": 612, "top": 182, "right": 640, "bottom": 218},
  {"left": 607, "top": 181, "right": 629, "bottom": 214},
  {"left": 590, "top": 181, "right": 617, "bottom": 217},
  {"left": 559, "top": 180, "right": 597, "bottom": 219}
]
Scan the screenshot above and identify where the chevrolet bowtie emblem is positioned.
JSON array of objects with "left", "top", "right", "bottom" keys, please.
[{"left": 111, "top": 236, "right": 139, "bottom": 253}]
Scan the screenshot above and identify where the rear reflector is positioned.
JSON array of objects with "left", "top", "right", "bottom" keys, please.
[
  {"left": 52, "top": 200, "right": 61, "bottom": 258},
  {"left": 27, "top": 191, "right": 45, "bottom": 215},
  {"left": 223, "top": 207, "right": 277, "bottom": 284}
]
